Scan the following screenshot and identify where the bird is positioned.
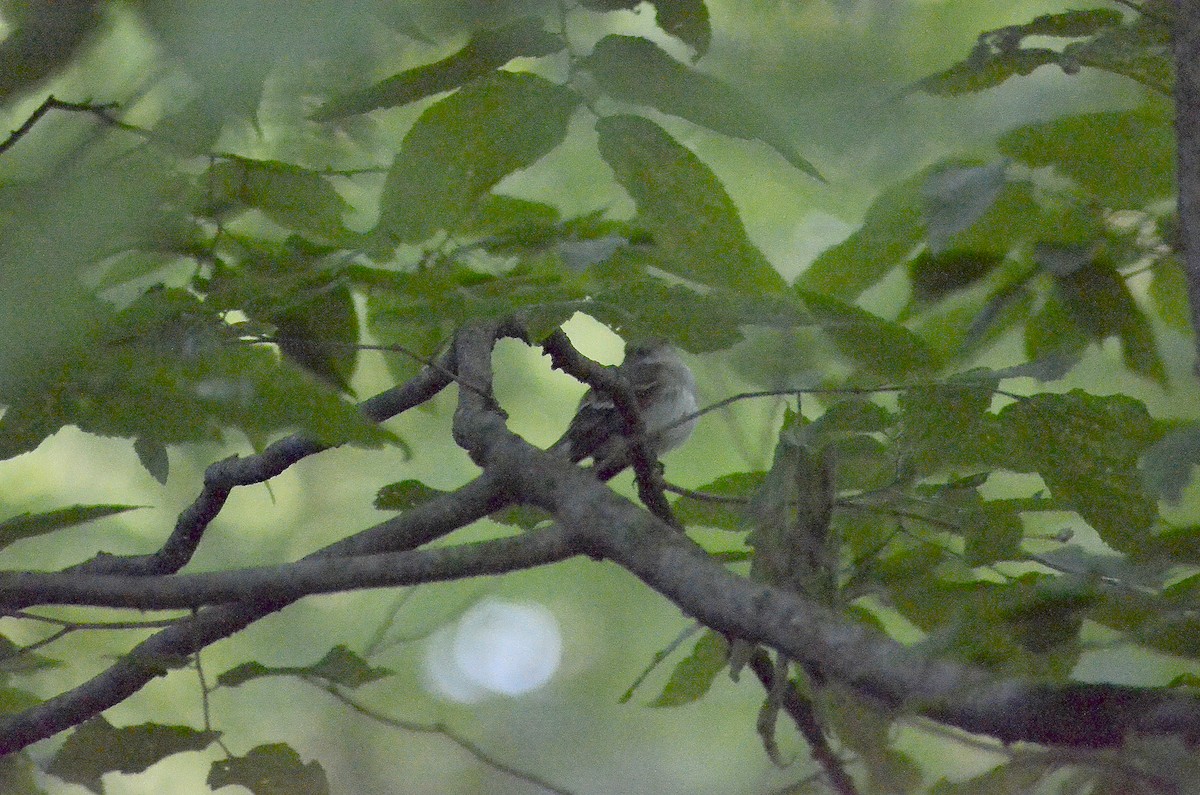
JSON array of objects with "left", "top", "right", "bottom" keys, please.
[{"left": 552, "top": 340, "right": 698, "bottom": 480}]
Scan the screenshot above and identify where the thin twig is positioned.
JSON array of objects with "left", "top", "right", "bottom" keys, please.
[{"left": 315, "top": 681, "right": 573, "bottom": 795}]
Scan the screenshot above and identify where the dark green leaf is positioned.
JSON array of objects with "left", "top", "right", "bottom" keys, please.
[
  {"left": 922, "top": 161, "right": 1007, "bottom": 253},
  {"left": 273, "top": 280, "right": 359, "bottom": 394},
  {"left": 133, "top": 437, "right": 170, "bottom": 484},
  {"left": 585, "top": 271, "right": 746, "bottom": 353},
  {"left": 652, "top": 0, "right": 712, "bottom": 56},
  {"left": 673, "top": 472, "right": 764, "bottom": 531},
  {"left": 206, "top": 156, "right": 349, "bottom": 240},
  {"left": 375, "top": 479, "right": 448, "bottom": 511},
  {"left": 998, "top": 103, "right": 1175, "bottom": 207},
  {"left": 216, "top": 661, "right": 273, "bottom": 688},
  {"left": 0, "top": 505, "right": 142, "bottom": 552},
  {"left": 799, "top": 171, "right": 926, "bottom": 300},
  {"left": 1049, "top": 256, "right": 1165, "bottom": 384},
  {"left": 375, "top": 71, "right": 579, "bottom": 245},
  {"left": 998, "top": 391, "right": 1159, "bottom": 553},
  {"left": 908, "top": 250, "right": 1004, "bottom": 300},
  {"left": 0, "top": 752, "right": 44, "bottom": 795},
  {"left": 897, "top": 382, "right": 998, "bottom": 476},
  {"left": 312, "top": 17, "right": 564, "bottom": 120},
  {"left": 1149, "top": 256, "right": 1192, "bottom": 334},
  {"left": 307, "top": 645, "right": 393, "bottom": 688},
  {"left": 0, "top": 636, "right": 61, "bottom": 675},
  {"left": 1142, "top": 426, "right": 1200, "bottom": 504},
  {"left": 208, "top": 743, "right": 329, "bottom": 795},
  {"left": 48, "top": 717, "right": 219, "bottom": 794},
  {"left": 596, "top": 115, "right": 785, "bottom": 294},
  {"left": 650, "top": 631, "right": 728, "bottom": 707},
  {"left": 797, "top": 290, "right": 940, "bottom": 379},
  {"left": 582, "top": 36, "right": 818, "bottom": 178}
]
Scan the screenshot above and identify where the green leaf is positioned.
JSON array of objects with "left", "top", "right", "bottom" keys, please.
[
  {"left": 596, "top": 115, "right": 786, "bottom": 294},
  {"left": 672, "top": 472, "right": 764, "bottom": 531},
  {"left": 583, "top": 37, "right": 817, "bottom": 178},
  {"left": 375, "top": 71, "right": 580, "bottom": 245},
  {"left": 651, "top": 631, "right": 728, "bottom": 707},
  {"left": 797, "top": 289, "right": 940, "bottom": 379},
  {"left": 585, "top": 271, "right": 746, "bottom": 353},
  {"left": 652, "top": 0, "right": 712, "bottom": 56},
  {"left": 217, "top": 646, "right": 391, "bottom": 689},
  {"left": 0, "top": 505, "right": 142, "bottom": 552},
  {"left": 0, "top": 752, "right": 45, "bottom": 795},
  {"left": 897, "top": 383, "right": 998, "bottom": 476},
  {"left": 998, "top": 103, "right": 1175, "bottom": 207},
  {"left": 0, "top": 289, "right": 390, "bottom": 457},
  {"left": 272, "top": 280, "right": 359, "bottom": 394},
  {"left": 311, "top": 17, "right": 564, "bottom": 120},
  {"left": 1149, "top": 256, "right": 1192, "bottom": 334},
  {"left": 307, "top": 645, "right": 393, "bottom": 688},
  {"left": 1142, "top": 426, "right": 1200, "bottom": 504},
  {"left": 208, "top": 744, "right": 329, "bottom": 795},
  {"left": 133, "top": 437, "right": 170, "bottom": 484},
  {"left": 0, "top": 636, "right": 61, "bottom": 675},
  {"left": 48, "top": 717, "right": 220, "bottom": 794},
  {"left": 799, "top": 171, "right": 926, "bottom": 300},
  {"left": 998, "top": 391, "right": 1160, "bottom": 553},
  {"left": 375, "top": 479, "right": 448, "bottom": 511},
  {"left": 922, "top": 161, "right": 1007, "bottom": 253},
  {"left": 917, "top": 9, "right": 1125, "bottom": 97},
  {"left": 206, "top": 156, "right": 349, "bottom": 240},
  {"left": 1049, "top": 255, "right": 1165, "bottom": 384}
]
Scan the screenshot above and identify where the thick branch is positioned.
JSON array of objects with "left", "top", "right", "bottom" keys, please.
[{"left": 1175, "top": 0, "right": 1200, "bottom": 368}]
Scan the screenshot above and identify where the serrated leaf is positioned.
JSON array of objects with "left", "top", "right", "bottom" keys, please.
[
  {"left": 651, "top": 631, "right": 728, "bottom": 707},
  {"left": 797, "top": 289, "right": 940, "bottom": 379},
  {"left": 998, "top": 391, "right": 1159, "bottom": 553},
  {"left": 375, "top": 71, "right": 579, "bottom": 245},
  {"left": 582, "top": 36, "right": 818, "bottom": 178},
  {"left": 596, "top": 115, "right": 786, "bottom": 294},
  {"left": 207, "top": 156, "right": 349, "bottom": 240},
  {"left": 0, "top": 301, "right": 389, "bottom": 458},
  {"left": 998, "top": 103, "right": 1175, "bottom": 207},
  {"left": 799, "top": 171, "right": 926, "bottom": 300},
  {"left": 208, "top": 743, "right": 329, "bottom": 795},
  {"left": 586, "top": 272, "right": 746, "bottom": 352},
  {"left": 133, "top": 437, "right": 169, "bottom": 484},
  {"left": 312, "top": 17, "right": 564, "bottom": 120},
  {"left": 48, "top": 717, "right": 219, "bottom": 793},
  {"left": 672, "top": 472, "right": 764, "bottom": 531},
  {"left": 897, "top": 383, "right": 998, "bottom": 476},
  {"left": 0, "top": 504, "right": 142, "bottom": 552}
]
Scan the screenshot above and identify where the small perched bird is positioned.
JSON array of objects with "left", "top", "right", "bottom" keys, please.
[{"left": 552, "top": 340, "right": 698, "bottom": 480}]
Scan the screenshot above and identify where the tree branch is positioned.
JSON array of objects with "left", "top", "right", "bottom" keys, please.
[
  {"left": 0, "top": 527, "right": 574, "bottom": 610},
  {"left": 1174, "top": 0, "right": 1200, "bottom": 370},
  {"left": 70, "top": 343, "right": 460, "bottom": 577}
]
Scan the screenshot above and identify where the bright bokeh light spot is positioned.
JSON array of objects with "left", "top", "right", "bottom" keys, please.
[{"left": 423, "top": 599, "right": 562, "bottom": 703}]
